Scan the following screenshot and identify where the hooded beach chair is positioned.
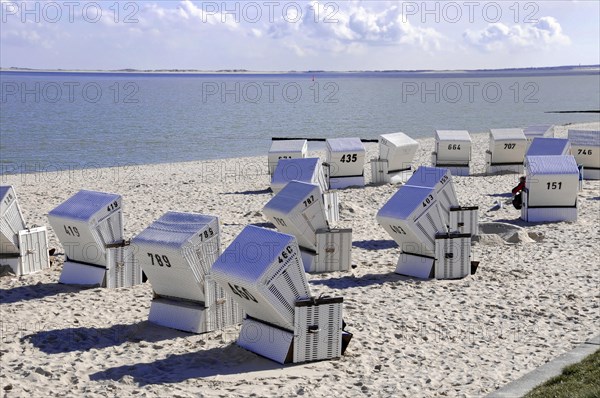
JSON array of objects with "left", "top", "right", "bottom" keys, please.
[
  {"left": 432, "top": 130, "right": 472, "bottom": 176},
  {"left": 325, "top": 137, "right": 366, "bottom": 189},
  {"left": 270, "top": 157, "right": 338, "bottom": 224},
  {"left": 486, "top": 128, "right": 527, "bottom": 174},
  {"left": 211, "top": 226, "right": 352, "bottom": 364},
  {"left": 268, "top": 139, "right": 308, "bottom": 176},
  {"left": 405, "top": 166, "right": 478, "bottom": 236},
  {"left": 263, "top": 181, "right": 351, "bottom": 273},
  {"left": 47, "top": 190, "right": 141, "bottom": 287},
  {"left": 377, "top": 184, "right": 475, "bottom": 279},
  {"left": 131, "top": 211, "right": 242, "bottom": 333},
  {"left": 0, "top": 185, "right": 49, "bottom": 275},
  {"left": 521, "top": 155, "right": 579, "bottom": 222},
  {"left": 568, "top": 129, "right": 600, "bottom": 180},
  {"left": 524, "top": 125, "right": 554, "bottom": 147},
  {"left": 371, "top": 132, "right": 419, "bottom": 184}
]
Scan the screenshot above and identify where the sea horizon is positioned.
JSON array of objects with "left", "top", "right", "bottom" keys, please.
[
  {"left": 2, "top": 68, "right": 599, "bottom": 175},
  {"left": 2, "top": 64, "right": 599, "bottom": 77}
]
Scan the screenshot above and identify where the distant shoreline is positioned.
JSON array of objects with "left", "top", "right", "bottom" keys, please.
[{"left": 1, "top": 65, "right": 599, "bottom": 77}]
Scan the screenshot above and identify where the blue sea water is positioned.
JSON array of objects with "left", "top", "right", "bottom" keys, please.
[{"left": 0, "top": 70, "right": 598, "bottom": 174}]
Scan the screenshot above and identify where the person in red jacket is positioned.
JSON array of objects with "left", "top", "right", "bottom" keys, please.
[{"left": 512, "top": 176, "right": 526, "bottom": 209}]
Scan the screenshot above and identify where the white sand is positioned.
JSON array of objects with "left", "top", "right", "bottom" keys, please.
[{"left": 1, "top": 122, "right": 599, "bottom": 397}]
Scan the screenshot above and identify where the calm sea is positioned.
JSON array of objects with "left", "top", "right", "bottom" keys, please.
[{"left": 1, "top": 70, "right": 599, "bottom": 174}]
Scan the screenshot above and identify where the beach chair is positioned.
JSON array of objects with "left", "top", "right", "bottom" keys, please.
[
  {"left": 48, "top": 190, "right": 141, "bottom": 288},
  {"left": 525, "top": 137, "right": 571, "bottom": 157},
  {"left": 271, "top": 158, "right": 338, "bottom": 225},
  {"left": 131, "top": 212, "right": 242, "bottom": 333},
  {"left": 376, "top": 185, "right": 474, "bottom": 279},
  {"left": 524, "top": 125, "right": 554, "bottom": 147},
  {"left": 211, "top": 225, "right": 351, "bottom": 364},
  {"left": 0, "top": 185, "right": 50, "bottom": 275},
  {"left": 568, "top": 129, "right": 600, "bottom": 180},
  {"left": 268, "top": 139, "right": 308, "bottom": 176},
  {"left": 404, "top": 166, "right": 479, "bottom": 236},
  {"left": 371, "top": 132, "right": 419, "bottom": 184},
  {"left": 271, "top": 158, "right": 328, "bottom": 194},
  {"left": 263, "top": 181, "right": 352, "bottom": 273},
  {"left": 325, "top": 137, "right": 366, "bottom": 189},
  {"left": 432, "top": 130, "right": 472, "bottom": 176},
  {"left": 521, "top": 155, "right": 579, "bottom": 222},
  {"left": 405, "top": 167, "right": 458, "bottom": 220},
  {"left": 486, "top": 128, "right": 527, "bottom": 174}
]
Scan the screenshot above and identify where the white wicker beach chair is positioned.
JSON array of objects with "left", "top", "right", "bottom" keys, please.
[
  {"left": 521, "top": 155, "right": 579, "bottom": 222},
  {"left": 131, "top": 211, "right": 242, "bottom": 333},
  {"left": 211, "top": 225, "right": 351, "bottom": 364},
  {"left": 486, "top": 128, "right": 527, "bottom": 174},
  {"left": 0, "top": 185, "right": 49, "bottom": 275},
  {"left": 371, "top": 132, "right": 419, "bottom": 184},
  {"left": 48, "top": 190, "right": 141, "bottom": 287},
  {"left": 432, "top": 130, "right": 472, "bottom": 176},
  {"left": 263, "top": 181, "right": 351, "bottom": 273}
]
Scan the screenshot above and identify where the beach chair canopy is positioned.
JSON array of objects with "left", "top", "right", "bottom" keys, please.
[
  {"left": 263, "top": 181, "right": 328, "bottom": 251},
  {"left": 326, "top": 137, "right": 366, "bottom": 177},
  {"left": 0, "top": 185, "right": 26, "bottom": 254},
  {"left": 378, "top": 132, "right": 419, "bottom": 172},
  {"left": 48, "top": 190, "right": 124, "bottom": 266},
  {"left": 131, "top": 211, "right": 220, "bottom": 302},
  {"left": 212, "top": 226, "right": 311, "bottom": 329}
]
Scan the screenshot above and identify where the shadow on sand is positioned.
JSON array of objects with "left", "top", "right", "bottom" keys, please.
[
  {"left": 22, "top": 321, "right": 191, "bottom": 354},
  {"left": 90, "top": 345, "right": 287, "bottom": 385},
  {"left": 352, "top": 240, "right": 397, "bottom": 251},
  {"left": 310, "top": 272, "right": 425, "bottom": 290},
  {"left": 0, "top": 282, "right": 92, "bottom": 305},
  {"left": 224, "top": 188, "right": 272, "bottom": 195},
  {"left": 492, "top": 217, "right": 560, "bottom": 227},
  {"left": 250, "top": 222, "right": 276, "bottom": 229}
]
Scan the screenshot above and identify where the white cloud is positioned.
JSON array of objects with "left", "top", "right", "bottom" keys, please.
[
  {"left": 463, "top": 17, "right": 571, "bottom": 52},
  {"left": 266, "top": 2, "right": 443, "bottom": 56},
  {"left": 1, "top": 0, "right": 591, "bottom": 71}
]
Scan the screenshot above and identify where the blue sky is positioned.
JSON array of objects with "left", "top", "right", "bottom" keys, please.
[{"left": 1, "top": 0, "right": 599, "bottom": 70}]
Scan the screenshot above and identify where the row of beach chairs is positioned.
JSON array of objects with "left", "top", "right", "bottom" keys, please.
[{"left": 268, "top": 128, "right": 599, "bottom": 184}]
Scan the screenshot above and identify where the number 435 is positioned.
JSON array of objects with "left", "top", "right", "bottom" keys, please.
[{"left": 340, "top": 154, "right": 357, "bottom": 163}]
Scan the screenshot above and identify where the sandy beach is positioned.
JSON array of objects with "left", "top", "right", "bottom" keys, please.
[{"left": 1, "top": 122, "right": 598, "bottom": 398}]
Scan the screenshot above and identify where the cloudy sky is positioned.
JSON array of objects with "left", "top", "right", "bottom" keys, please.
[{"left": 1, "top": 0, "right": 599, "bottom": 70}]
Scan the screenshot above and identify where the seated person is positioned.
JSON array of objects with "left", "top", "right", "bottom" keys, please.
[{"left": 511, "top": 176, "right": 526, "bottom": 209}]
